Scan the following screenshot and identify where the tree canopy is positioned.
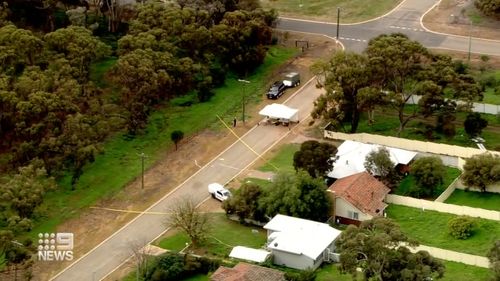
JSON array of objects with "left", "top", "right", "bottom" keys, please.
[
  {"left": 312, "top": 33, "right": 481, "bottom": 136},
  {"left": 293, "top": 140, "right": 337, "bottom": 178},
  {"left": 475, "top": 0, "right": 500, "bottom": 18},
  {"left": 336, "top": 217, "right": 444, "bottom": 281},
  {"left": 462, "top": 153, "right": 500, "bottom": 192},
  {"left": 410, "top": 156, "right": 446, "bottom": 198},
  {"left": 488, "top": 240, "right": 500, "bottom": 281}
]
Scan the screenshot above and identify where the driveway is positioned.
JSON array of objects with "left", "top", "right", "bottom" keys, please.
[
  {"left": 51, "top": 79, "right": 324, "bottom": 281},
  {"left": 277, "top": 0, "right": 500, "bottom": 55}
]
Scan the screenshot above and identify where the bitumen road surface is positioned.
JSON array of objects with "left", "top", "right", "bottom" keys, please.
[
  {"left": 50, "top": 79, "right": 323, "bottom": 281},
  {"left": 278, "top": 0, "right": 500, "bottom": 55}
]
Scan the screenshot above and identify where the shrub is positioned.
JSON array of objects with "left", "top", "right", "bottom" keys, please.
[{"left": 448, "top": 216, "right": 476, "bottom": 240}]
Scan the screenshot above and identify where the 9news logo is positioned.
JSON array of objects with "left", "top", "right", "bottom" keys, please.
[{"left": 37, "top": 232, "right": 74, "bottom": 261}]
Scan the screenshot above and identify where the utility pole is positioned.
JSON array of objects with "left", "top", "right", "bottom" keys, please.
[
  {"left": 336, "top": 7, "right": 340, "bottom": 39},
  {"left": 138, "top": 152, "right": 147, "bottom": 190},
  {"left": 467, "top": 20, "right": 472, "bottom": 64},
  {"left": 237, "top": 79, "right": 251, "bottom": 123}
]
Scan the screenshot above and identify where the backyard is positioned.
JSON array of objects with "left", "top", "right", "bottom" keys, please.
[
  {"left": 260, "top": 0, "right": 402, "bottom": 23},
  {"left": 393, "top": 166, "right": 461, "bottom": 199},
  {"left": 386, "top": 204, "right": 500, "bottom": 256},
  {"left": 156, "top": 213, "right": 267, "bottom": 258},
  {"left": 445, "top": 189, "right": 500, "bottom": 211}
]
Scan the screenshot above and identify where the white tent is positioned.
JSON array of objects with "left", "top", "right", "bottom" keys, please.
[{"left": 259, "top": 103, "right": 299, "bottom": 122}]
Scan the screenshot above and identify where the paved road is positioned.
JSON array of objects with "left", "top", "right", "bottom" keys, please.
[
  {"left": 278, "top": 0, "right": 500, "bottom": 55},
  {"left": 50, "top": 80, "right": 324, "bottom": 281}
]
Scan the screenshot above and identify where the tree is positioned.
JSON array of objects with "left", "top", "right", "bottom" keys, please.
[
  {"left": 259, "top": 171, "right": 331, "bottom": 222},
  {"left": 311, "top": 51, "right": 383, "bottom": 132},
  {"left": 336, "top": 217, "right": 444, "bottom": 281},
  {"left": 410, "top": 156, "right": 446, "bottom": 198},
  {"left": 1, "top": 160, "right": 56, "bottom": 218},
  {"left": 475, "top": 0, "right": 500, "bottom": 17},
  {"left": 364, "top": 147, "right": 397, "bottom": 186},
  {"left": 464, "top": 112, "right": 488, "bottom": 138},
  {"left": 165, "top": 198, "right": 210, "bottom": 246},
  {"left": 462, "top": 153, "right": 500, "bottom": 192},
  {"left": 171, "top": 130, "right": 184, "bottom": 150},
  {"left": 222, "top": 182, "right": 264, "bottom": 222},
  {"left": 448, "top": 216, "right": 476, "bottom": 240},
  {"left": 365, "top": 34, "right": 480, "bottom": 136},
  {"left": 488, "top": 240, "right": 500, "bottom": 281},
  {"left": 293, "top": 140, "right": 337, "bottom": 178}
]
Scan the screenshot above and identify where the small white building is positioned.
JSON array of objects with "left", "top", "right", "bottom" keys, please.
[
  {"left": 328, "top": 140, "right": 417, "bottom": 179},
  {"left": 263, "top": 214, "right": 342, "bottom": 270}
]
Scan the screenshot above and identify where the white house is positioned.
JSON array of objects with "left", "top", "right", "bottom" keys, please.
[
  {"left": 328, "top": 140, "right": 417, "bottom": 179},
  {"left": 263, "top": 214, "right": 342, "bottom": 270}
]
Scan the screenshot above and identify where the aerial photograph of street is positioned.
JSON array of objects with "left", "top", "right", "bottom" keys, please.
[{"left": 0, "top": 0, "right": 499, "bottom": 280}]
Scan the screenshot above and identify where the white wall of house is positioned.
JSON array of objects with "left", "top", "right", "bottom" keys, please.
[
  {"left": 272, "top": 250, "right": 316, "bottom": 270},
  {"left": 335, "top": 198, "right": 372, "bottom": 221}
]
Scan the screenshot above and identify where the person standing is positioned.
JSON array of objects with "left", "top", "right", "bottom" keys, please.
[{"left": 233, "top": 117, "right": 237, "bottom": 127}]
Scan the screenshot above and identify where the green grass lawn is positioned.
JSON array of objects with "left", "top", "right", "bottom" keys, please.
[
  {"left": 260, "top": 0, "right": 402, "bottom": 23},
  {"left": 315, "top": 260, "right": 493, "bottom": 281},
  {"left": 259, "top": 143, "right": 300, "bottom": 173},
  {"left": 89, "top": 57, "right": 117, "bottom": 87},
  {"left": 386, "top": 205, "right": 500, "bottom": 256},
  {"left": 445, "top": 189, "right": 500, "bottom": 211},
  {"left": 28, "top": 46, "right": 298, "bottom": 238},
  {"left": 157, "top": 213, "right": 267, "bottom": 258},
  {"left": 479, "top": 69, "right": 500, "bottom": 105},
  {"left": 394, "top": 167, "right": 461, "bottom": 199},
  {"left": 353, "top": 105, "right": 500, "bottom": 150}
]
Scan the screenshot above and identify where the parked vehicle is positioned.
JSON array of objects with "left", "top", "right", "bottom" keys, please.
[
  {"left": 208, "top": 183, "right": 231, "bottom": 201},
  {"left": 267, "top": 81, "right": 286, "bottom": 99},
  {"left": 283, "top": 72, "right": 300, "bottom": 87}
]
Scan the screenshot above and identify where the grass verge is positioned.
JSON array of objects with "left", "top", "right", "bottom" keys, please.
[
  {"left": 29, "top": 46, "right": 298, "bottom": 238},
  {"left": 445, "top": 189, "right": 500, "bottom": 211},
  {"left": 260, "top": 0, "right": 403, "bottom": 23},
  {"left": 156, "top": 213, "right": 267, "bottom": 258},
  {"left": 258, "top": 143, "right": 300, "bottom": 173},
  {"left": 386, "top": 204, "right": 500, "bottom": 256},
  {"left": 394, "top": 167, "right": 461, "bottom": 199}
]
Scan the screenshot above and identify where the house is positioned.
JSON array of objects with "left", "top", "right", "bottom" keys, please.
[
  {"left": 328, "top": 171, "right": 390, "bottom": 225},
  {"left": 263, "top": 214, "right": 342, "bottom": 270},
  {"left": 327, "top": 140, "right": 417, "bottom": 179},
  {"left": 211, "top": 262, "right": 285, "bottom": 281}
]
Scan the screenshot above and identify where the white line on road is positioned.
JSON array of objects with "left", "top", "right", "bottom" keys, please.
[{"left": 217, "top": 163, "right": 243, "bottom": 171}]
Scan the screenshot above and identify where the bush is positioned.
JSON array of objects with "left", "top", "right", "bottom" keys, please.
[{"left": 448, "top": 216, "right": 476, "bottom": 240}]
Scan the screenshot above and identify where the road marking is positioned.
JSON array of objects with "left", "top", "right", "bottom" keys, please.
[
  {"left": 339, "top": 36, "right": 367, "bottom": 42},
  {"left": 218, "top": 163, "right": 243, "bottom": 171},
  {"left": 389, "top": 25, "right": 424, "bottom": 32}
]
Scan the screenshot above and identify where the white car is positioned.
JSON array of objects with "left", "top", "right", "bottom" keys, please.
[{"left": 208, "top": 183, "right": 231, "bottom": 201}]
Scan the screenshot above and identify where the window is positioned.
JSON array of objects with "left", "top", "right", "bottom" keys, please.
[{"left": 353, "top": 212, "right": 359, "bottom": 220}]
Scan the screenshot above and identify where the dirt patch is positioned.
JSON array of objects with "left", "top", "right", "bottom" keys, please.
[
  {"left": 431, "top": 48, "right": 500, "bottom": 68},
  {"left": 422, "top": 0, "right": 500, "bottom": 41},
  {"left": 31, "top": 32, "right": 339, "bottom": 281}
]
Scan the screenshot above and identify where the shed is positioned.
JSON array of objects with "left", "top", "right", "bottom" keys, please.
[{"left": 229, "top": 246, "right": 271, "bottom": 263}]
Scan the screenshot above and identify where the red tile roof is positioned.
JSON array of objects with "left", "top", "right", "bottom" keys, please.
[
  {"left": 328, "top": 172, "right": 390, "bottom": 217},
  {"left": 211, "top": 262, "right": 285, "bottom": 281}
]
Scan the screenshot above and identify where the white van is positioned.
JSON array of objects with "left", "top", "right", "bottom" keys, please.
[{"left": 208, "top": 183, "right": 231, "bottom": 201}]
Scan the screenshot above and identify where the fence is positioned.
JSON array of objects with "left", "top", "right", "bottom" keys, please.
[
  {"left": 434, "top": 177, "right": 460, "bottom": 202},
  {"left": 407, "top": 95, "right": 500, "bottom": 115},
  {"left": 324, "top": 131, "right": 500, "bottom": 165},
  {"left": 386, "top": 194, "right": 500, "bottom": 221}
]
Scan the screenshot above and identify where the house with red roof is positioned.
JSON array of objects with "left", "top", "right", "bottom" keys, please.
[
  {"left": 328, "top": 171, "right": 390, "bottom": 225},
  {"left": 211, "top": 262, "right": 285, "bottom": 281}
]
